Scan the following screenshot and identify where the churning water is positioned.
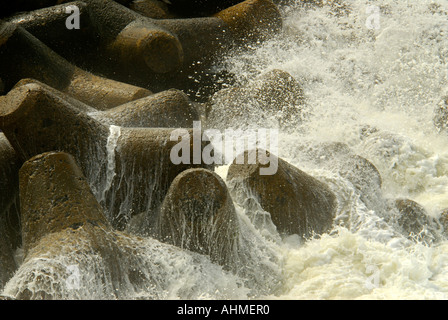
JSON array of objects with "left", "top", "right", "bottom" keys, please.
[
  {"left": 217, "top": 0, "right": 448, "bottom": 299},
  {"left": 3, "top": 0, "right": 448, "bottom": 300}
]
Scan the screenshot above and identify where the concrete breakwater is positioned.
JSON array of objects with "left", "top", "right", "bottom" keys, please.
[{"left": 1, "top": 0, "right": 445, "bottom": 300}]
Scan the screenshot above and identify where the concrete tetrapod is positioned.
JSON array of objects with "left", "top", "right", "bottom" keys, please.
[
  {"left": 227, "top": 149, "right": 337, "bottom": 239},
  {"left": 438, "top": 208, "right": 448, "bottom": 239},
  {"left": 79, "top": 0, "right": 282, "bottom": 92},
  {"left": 6, "top": 0, "right": 184, "bottom": 76},
  {"left": 0, "top": 0, "right": 63, "bottom": 19},
  {"left": 0, "top": 83, "right": 211, "bottom": 231},
  {"left": 13, "top": 78, "right": 200, "bottom": 128},
  {"left": 26, "top": 0, "right": 282, "bottom": 66},
  {"left": 164, "top": 0, "right": 245, "bottom": 16},
  {"left": 6, "top": 151, "right": 157, "bottom": 299},
  {"left": 157, "top": 168, "right": 240, "bottom": 268},
  {"left": 0, "top": 22, "right": 151, "bottom": 110},
  {"left": 0, "top": 133, "right": 21, "bottom": 244},
  {"left": 291, "top": 141, "right": 384, "bottom": 214},
  {"left": 5, "top": 1, "right": 96, "bottom": 66},
  {"left": 93, "top": 89, "right": 200, "bottom": 128},
  {"left": 2, "top": 152, "right": 260, "bottom": 299},
  {"left": 4, "top": 0, "right": 282, "bottom": 96},
  {"left": 84, "top": 0, "right": 184, "bottom": 75},
  {"left": 154, "top": 0, "right": 282, "bottom": 94},
  {"left": 206, "top": 69, "right": 306, "bottom": 131},
  {"left": 129, "top": 0, "right": 172, "bottom": 19},
  {"left": 0, "top": 133, "right": 22, "bottom": 290},
  {"left": 168, "top": 0, "right": 283, "bottom": 97},
  {"left": 18, "top": 152, "right": 110, "bottom": 256},
  {"left": 0, "top": 83, "right": 109, "bottom": 164},
  {"left": 433, "top": 96, "right": 448, "bottom": 133},
  {"left": 157, "top": 0, "right": 282, "bottom": 63},
  {"left": 387, "top": 198, "right": 441, "bottom": 245},
  {"left": 213, "top": 0, "right": 283, "bottom": 43},
  {"left": 5, "top": 0, "right": 282, "bottom": 94}
]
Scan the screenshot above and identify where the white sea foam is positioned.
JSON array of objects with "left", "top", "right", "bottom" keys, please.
[{"left": 217, "top": 0, "right": 448, "bottom": 299}]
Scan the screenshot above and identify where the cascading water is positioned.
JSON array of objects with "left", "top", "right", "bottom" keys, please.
[
  {"left": 3, "top": 0, "right": 448, "bottom": 300},
  {"left": 102, "top": 125, "right": 121, "bottom": 203}
]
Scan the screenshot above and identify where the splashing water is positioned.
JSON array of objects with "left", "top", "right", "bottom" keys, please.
[{"left": 214, "top": 0, "right": 448, "bottom": 299}]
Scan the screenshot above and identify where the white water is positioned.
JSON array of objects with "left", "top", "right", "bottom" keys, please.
[
  {"left": 214, "top": 0, "right": 448, "bottom": 299},
  {"left": 101, "top": 125, "right": 121, "bottom": 203},
  {"left": 3, "top": 0, "right": 448, "bottom": 300}
]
